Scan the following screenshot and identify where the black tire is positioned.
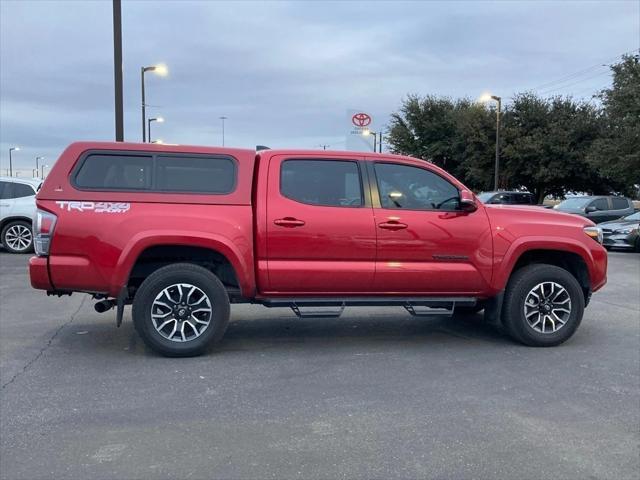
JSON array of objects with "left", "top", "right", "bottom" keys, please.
[
  {"left": 502, "top": 264, "right": 585, "bottom": 347},
  {"left": 132, "top": 263, "right": 230, "bottom": 357},
  {"left": 1, "top": 220, "right": 34, "bottom": 254}
]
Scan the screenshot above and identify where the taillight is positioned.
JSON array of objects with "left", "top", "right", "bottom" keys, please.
[{"left": 33, "top": 209, "right": 57, "bottom": 256}]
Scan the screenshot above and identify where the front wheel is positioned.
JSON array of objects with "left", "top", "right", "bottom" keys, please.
[
  {"left": 502, "top": 264, "right": 585, "bottom": 347},
  {"left": 132, "top": 263, "right": 230, "bottom": 357}
]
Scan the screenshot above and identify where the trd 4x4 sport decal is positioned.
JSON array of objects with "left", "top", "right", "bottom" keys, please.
[{"left": 55, "top": 201, "right": 130, "bottom": 213}]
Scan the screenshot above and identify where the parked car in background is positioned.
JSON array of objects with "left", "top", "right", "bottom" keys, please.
[
  {"left": 600, "top": 212, "right": 640, "bottom": 251},
  {"left": 554, "top": 196, "right": 635, "bottom": 223},
  {"left": 477, "top": 191, "right": 538, "bottom": 205},
  {"left": 0, "top": 177, "right": 41, "bottom": 253}
]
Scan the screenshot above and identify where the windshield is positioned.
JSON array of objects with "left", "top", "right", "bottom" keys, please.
[
  {"left": 624, "top": 212, "right": 640, "bottom": 221},
  {"left": 556, "top": 198, "right": 591, "bottom": 209},
  {"left": 477, "top": 192, "right": 495, "bottom": 202}
]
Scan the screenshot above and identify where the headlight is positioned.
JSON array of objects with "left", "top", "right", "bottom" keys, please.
[
  {"left": 584, "top": 226, "right": 603, "bottom": 244},
  {"left": 614, "top": 226, "right": 637, "bottom": 235}
]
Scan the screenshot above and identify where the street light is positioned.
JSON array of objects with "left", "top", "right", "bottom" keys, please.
[
  {"left": 141, "top": 63, "right": 168, "bottom": 142},
  {"left": 147, "top": 117, "right": 164, "bottom": 143},
  {"left": 8, "top": 147, "right": 20, "bottom": 177},
  {"left": 34, "top": 156, "right": 44, "bottom": 178},
  {"left": 40, "top": 164, "right": 48, "bottom": 180},
  {"left": 480, "top": 93, "right": 502, "bottom": 190},
  {"left": 219, "top": 116, "right": 227, "bottom": 146},
  {"left": 362, "top": 129, "right": 378, "bottom": 152}
]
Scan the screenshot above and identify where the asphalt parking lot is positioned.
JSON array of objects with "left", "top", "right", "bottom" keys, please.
[{"left": 0, "top": 251, "right": 638, "bottom": 480}]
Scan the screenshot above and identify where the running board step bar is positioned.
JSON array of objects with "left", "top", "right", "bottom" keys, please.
[{"left": 260, "top": 297, "right": 477, "bottom": 319}]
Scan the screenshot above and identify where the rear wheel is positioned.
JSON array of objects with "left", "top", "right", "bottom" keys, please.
[
  {"left": 1, "top": 220, "right": 33, "bottom": 254},
  {"left": 502, "top": 264, "right": 584, "bottom": 347},
  {"left": 132, "top": 263, "right": 230, "bottom": 357}
]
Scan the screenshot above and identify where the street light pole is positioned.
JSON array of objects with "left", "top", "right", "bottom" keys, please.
[
  {"left": 362, "top": 130, "right": 377, "bottom": 152},
  {"left": 8, "top": 147, "right": 19, "bottom": 177},
  {"left": 480, "top": 93, "right": 502, "bottom": 190},
  {"left": 35, "top": 156, "right": 44, "bottom": 178},
  {"left": 141, "top": 67, "right": 147, "bottom": 142},
  {"left": 493, "top": 95, "right": 502, "bottom": 190},
  {"left": 219, "top": 116, "right": 227, "bottom": 146},
  {"left": 112, "top": 0, "right": 124, "bottom": 141},
  {"left": 41, "top": 164, "right": 48, "bottom": 180},
  {"left": 141, "top": 64, "right": 168, "bottom": 142},
  {"left": 147, "top": 117, "right": 164, "bottom": 143}
]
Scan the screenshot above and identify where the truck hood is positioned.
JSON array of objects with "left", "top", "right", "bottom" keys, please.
[{"left": 484, "top": 204, "right": 594, "bottom": 227}]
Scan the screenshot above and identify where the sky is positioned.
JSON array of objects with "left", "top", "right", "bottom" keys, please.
[{"left": 1, "top": 0, "right": 639, "bottom": 175}]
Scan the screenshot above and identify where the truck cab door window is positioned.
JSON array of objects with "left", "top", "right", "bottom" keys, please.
[{"left": 374, "top": 163, "right": 459, "bottom": 210}]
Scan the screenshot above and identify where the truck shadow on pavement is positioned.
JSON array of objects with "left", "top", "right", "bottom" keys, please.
[{"left": 57, "top": 310, "right": 513, "bottom": 357}]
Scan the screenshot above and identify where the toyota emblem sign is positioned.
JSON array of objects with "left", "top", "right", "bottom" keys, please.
[{"left": 352, "top": 112, "right": 372, "bottom": 127}]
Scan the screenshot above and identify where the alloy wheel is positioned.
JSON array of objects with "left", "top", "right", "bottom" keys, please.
[
  {"left": 523, "top": 281, "right": 572, "bottom": 334},
  {"left": 4, "top": 224, "right": 32, "bottom": 252},
  {"left": 151, "top": 283, "right": 213, "bottom": 342}
]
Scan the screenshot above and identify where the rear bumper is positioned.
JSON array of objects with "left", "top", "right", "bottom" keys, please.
[{"left": 29, "top": 256, "right": 53, "bottom": 291}]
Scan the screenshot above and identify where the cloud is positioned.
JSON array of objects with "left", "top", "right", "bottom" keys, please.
[{"left": 1, "top": 0, "right": 638, "bottom": 172}]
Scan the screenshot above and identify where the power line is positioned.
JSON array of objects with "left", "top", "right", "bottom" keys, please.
[
  {"left": 526, "top": 48, "right": 638, "bottom": 92},
  {"left": 537, "top": 70, "right": 612, "bottom": 95}
]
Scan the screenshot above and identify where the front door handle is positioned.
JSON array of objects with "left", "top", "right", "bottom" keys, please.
[
  {"left": 274, "top": 217, "right": 306, "bottom": 227},
  {"left": 378, "top": 221, "right": 408, "bottom": 230}
]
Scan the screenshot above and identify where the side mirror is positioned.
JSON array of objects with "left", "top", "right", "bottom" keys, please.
[
  {"left": 585, "top": 206, "right": 597, "bottom": 213},
  {"left": 459, "top": 190, "right": 478, "bottom": 213}
]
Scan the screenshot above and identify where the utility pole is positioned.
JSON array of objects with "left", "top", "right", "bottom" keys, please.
[
  {"left": 219, "top": 116, "right": 227, "bottom": 146},
  {"left": 494, "top": 96, "right": 501, "bottom": 190},
  {"left": 112, "top": 0, "right": 124, "bottom": 141}
]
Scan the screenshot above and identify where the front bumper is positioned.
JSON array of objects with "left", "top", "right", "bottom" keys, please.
[{"left": 602, "top": 231, "right": 638, "bottom": 249}]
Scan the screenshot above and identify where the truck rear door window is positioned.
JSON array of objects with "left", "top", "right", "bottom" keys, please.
[
  {"left": 156, "top": 156, "right": 236, "bottom": 193},
  {"left": 75, "top": 154, "right": 153, "bottom": 190},
  {"left": 280, "top": 159, "right": 363, "bottom": 207}
]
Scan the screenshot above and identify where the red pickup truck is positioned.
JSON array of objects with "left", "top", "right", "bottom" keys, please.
[{"left": 30, "top": 142, "right": 607, "bottom": 356}]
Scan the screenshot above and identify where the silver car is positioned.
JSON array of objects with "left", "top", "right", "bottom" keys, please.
[
  {"left": 0, "top": 177, "right": 42, "bottom": 253},
  {"left": 554, "top": 196, "right": 635, "bottom": 223}
]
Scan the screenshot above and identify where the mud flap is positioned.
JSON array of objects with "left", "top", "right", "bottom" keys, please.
[{"left": 483, "top": 291, "right": 505, "bottom": 325}]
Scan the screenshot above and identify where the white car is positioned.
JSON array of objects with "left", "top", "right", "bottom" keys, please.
[{"left": 0, "top": 177, "right": 41, "bottom": 253}]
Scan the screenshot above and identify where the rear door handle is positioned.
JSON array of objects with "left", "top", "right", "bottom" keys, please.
[
  {"left": 274, "top": 217, "right": 306, "bottom": 227},
  {"left": 378, "top": 221, "right": 408, "bottom": 230}
]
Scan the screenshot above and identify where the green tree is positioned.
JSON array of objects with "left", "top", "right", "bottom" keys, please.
[
  {"left": 386, "top": 94, "right": 458, "bottom": 168},
  {"left": 501, "top": 94, "right": 606, "bottom": 202},
  {"left": 588, "top": 54, "right": 640, "bottom": 195},
  {"left": 386, "top": 95, "right": 494, "bottom": 190},
  {"left": 387, "top": 92, "right": 619, "bottom": 201}
]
